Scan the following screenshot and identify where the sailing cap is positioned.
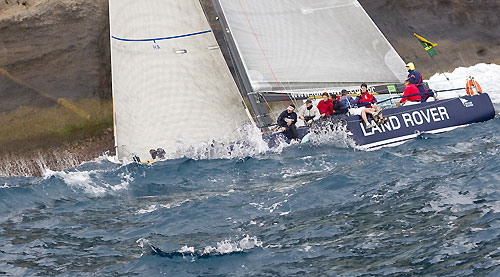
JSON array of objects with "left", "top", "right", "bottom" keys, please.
[
  {"left": 406, "top": 62, "right": 415, "bottom": 70},
  {"left": 341, "top": 89, "right": 348, "bottom": 94},
  {"left": 305, "top": 99, "right": 312, "bottom": 104}
]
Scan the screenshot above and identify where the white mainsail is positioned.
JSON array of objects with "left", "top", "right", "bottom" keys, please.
[
  {"left": 217, "top": 0, "right": 408, "bottom": 92},
  {"left": 109, "top": 0, "right": 253, "bottom": 161}
]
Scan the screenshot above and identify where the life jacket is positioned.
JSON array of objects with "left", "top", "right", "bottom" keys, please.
[
  {"left": 408, "top": 70, "right": 423, "bottom": 87},
  {"left": 358, "top": 92, "right": 376, "bottom": 108},
  {"left": 409, "top": 70, "right": 427, "bottom": 99}
]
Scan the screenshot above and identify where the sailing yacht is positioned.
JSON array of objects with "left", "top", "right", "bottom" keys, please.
[
  {"left": 213, "top": 0, "right": 495, "bottom": 149},
  {"left": 109, "top": 0, "right": 495, "bottom": 161}
]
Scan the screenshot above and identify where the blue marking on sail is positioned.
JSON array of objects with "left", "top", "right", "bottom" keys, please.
[{"left": 112, "top": 30, "right": 212, "bottom": 42}]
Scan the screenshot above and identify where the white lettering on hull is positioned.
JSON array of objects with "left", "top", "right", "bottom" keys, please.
[
  {"left": 402, "top": 113, "right": 414, "bottom": 127},
  {"left": 438, "top": 106, "right": 450, "bottom": 120},
  {"left": 430, "top": 108, "right": 440, "bottom": 122},
  {"left": 360, "top": 116, "right": 401, "bottom": 137},
  {"left": 360, "top": 106, "right": 451, "bottom": 137},
  {"left": 412, "top": 111, "right": 424, "bottom": 125}
]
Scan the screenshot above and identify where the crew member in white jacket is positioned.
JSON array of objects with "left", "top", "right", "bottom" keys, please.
[{"left": 298, "top": 99, "right": 321, "bottom": 126}]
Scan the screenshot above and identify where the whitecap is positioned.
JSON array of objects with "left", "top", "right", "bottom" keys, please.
[
  {"left": 428, "top": 63, "right": 500, "bottom": 103},
  {"left": 43, "top": 167, "right": 130, "bottom": 197}
]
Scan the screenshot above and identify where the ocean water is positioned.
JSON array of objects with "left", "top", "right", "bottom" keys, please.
[{"left": 1, "top": 64, "right": 500, "bottom": 276}]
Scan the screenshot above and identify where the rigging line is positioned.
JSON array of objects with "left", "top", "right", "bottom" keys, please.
[
  {"left": 377, "top": 87, "right": 465, "bottom": 105},
  {"left": 346, "top": 97, "right": 458, "bottom": 123},
  {"left": 111, "top": 30, "right": 212, "bottom": 42},
  {"left": 261, "top": 93, "right": 277, "bottom": 121},
  {"left": 259, "top": 93, "right": 284, "bottom": 131},
  {"left": 285, "top": 81, "right": 299, "bottom": 107},
  {"left": 393, "top": 3, "right": 450, "bottom": 82},
  {"left": 237, "top": 0, "right": 289, "bottom": 105}
]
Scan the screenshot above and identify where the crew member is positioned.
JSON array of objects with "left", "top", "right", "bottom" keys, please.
[
  {"left": 423, "top": 89, "right": 439, "bottom": 102},
  {"left": 317, "top": 92, "right": 333, "bottom": 117},
  {"left": 406, "top": 62, "right": 425, "bottom": 100},
  {"left": 396, "top": 78, "right": 421, "bottom": 107},
  {"left": 277, "top": 104, "right": 299, "bottom": 140},
  {"left": 149, "top": 148, "right": 166, "bottom": 159},
  {"left": 339, "top": 89, "right": 357, "bottom": 110},
  {"left": 331, "top": 93, "right": 346, "bottom": 115},
  {"left": 298, "top": 99, "right": 321, "bottom": 126},
  {"left": 350, "top": 83, "right": 387, "bottom": 129}
]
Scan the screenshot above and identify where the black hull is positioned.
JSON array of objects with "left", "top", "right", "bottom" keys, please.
[{"left": 264, "top": 93, "right": 496, "bottom": 149}]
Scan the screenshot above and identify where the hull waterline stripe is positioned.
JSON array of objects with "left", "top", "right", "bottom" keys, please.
[{"left": 111, "top": 30, "right": 212, "bottom": 42}]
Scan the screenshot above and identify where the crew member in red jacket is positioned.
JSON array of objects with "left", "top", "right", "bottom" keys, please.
[
  {"left": 317, "top": 92, "right": 333, "bottom": 117},
  {"left": 397, "top": 78, "right": 421, "bottom": 107},
  {"left": 350, "top": 83, "right": 387, "bottom": 129}
]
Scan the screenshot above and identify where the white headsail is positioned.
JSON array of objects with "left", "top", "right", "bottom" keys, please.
[
  {"left": 217, "top": 0, "right": 408, "bottom": 92},
  {"left": 109, "top": 0, "right": 253, "bottom": 161}
]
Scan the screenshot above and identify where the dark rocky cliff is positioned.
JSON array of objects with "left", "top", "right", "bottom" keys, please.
[
  {"left": 360, "top": 0, "right": 500, "bottom": 76},
  {"left": 0, "top": 0, "right": 110, "bottom": 113},
  {"left": 1, "top": 0, "right": 499, "bottom": 112}
]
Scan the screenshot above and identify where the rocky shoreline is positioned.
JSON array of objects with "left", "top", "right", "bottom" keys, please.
[
  {"left": 1, "top": 0, "right": 499, "bottom": 176},
  {"left": 0, "top": 129, "right": 114, "bottom": 177}
]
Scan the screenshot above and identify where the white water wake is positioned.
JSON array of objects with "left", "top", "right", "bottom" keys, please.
[{"left": 427, "top": 63, "right": 500, "bottom": 103}]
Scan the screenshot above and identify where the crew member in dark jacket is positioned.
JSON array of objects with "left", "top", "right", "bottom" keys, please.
[
  {"left": 331, "top": 92, "right": 347, "bottom": 115},
  {"left": 277, "top": 104, "right": 298, "bottom": 140},
  {"left": 406, "top": 62, "right": 425, "bottom": 100}
]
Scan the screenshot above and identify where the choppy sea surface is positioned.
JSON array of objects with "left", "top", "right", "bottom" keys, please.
[{"left": 1, "top": 64, "right": 500, "bottom": 276}]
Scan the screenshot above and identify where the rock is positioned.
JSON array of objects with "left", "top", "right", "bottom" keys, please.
[{"left": 1, "top": 0, "right": 499, "bottom": 112}]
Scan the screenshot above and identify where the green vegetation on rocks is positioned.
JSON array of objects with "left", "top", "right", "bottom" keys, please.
[{"left": 0, "top": 99, "right": 113, "bottom": 155}]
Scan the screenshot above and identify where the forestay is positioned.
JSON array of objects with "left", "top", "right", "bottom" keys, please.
[
  {"left": 109, "top": 0, "right": 252, "bottom": 161},
  {"left": 217, "top": 0, "right": 408, "bottom": 92}
]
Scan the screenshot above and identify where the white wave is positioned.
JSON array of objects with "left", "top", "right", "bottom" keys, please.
[
  {"left": 136, "top": 235, "right": 263, "bottom": 260},
  {"left": 135, "top": 205, "right": 159, "bottom": 215},
  {"left": 43, "top": 167, "right": 130, "bottom": 197},
  {"left": 136, "top": 238, "right": 149, "bottom": 249},
  {"left": 135, "top": 199, "right": 191, "bottom": 215},
  {"left": 306, "top": 120, "right": 357, "bottom": 149},
  {"left": 201, "top": 235, "right": 263, "bottom": 255},
  {"left": 179, "top": 245, "right": 195, "bottom": 254},
  {"left": 120, "top": 119, "right": 356, "bottom": 163},
  {"left": 43, "top": 169, "right": 105, "bottom": 196},
  {"left": 428, "top": 63, "right": 500, "bottom": 103}
]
